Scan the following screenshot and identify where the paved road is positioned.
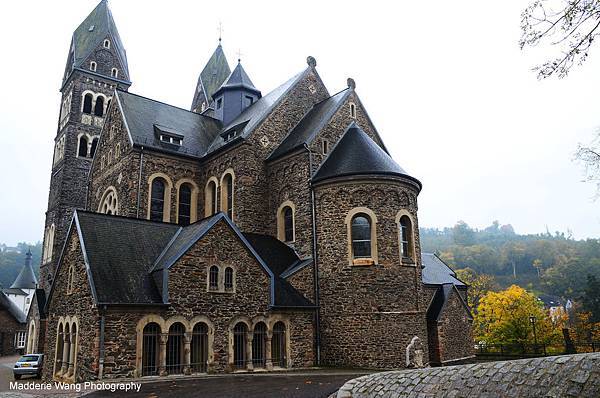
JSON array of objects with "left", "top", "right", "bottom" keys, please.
[{"left": 87, "top": 372, "right": 368, "bottom": 398}]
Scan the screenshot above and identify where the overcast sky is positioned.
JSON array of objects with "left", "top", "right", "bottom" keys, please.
[{"left": 0, "top": 0, "right": 598, "bottom": 246}]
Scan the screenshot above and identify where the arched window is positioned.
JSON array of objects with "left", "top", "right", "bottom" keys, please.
[
  {"left": 111, "top": 68, "right": 118, "bottom": 78},
  {"left": 233, "top": 323, "right": 247, "bottom": 369},
  {"left": 283, "top": 207, "right": 294, "bottom": 242},
  {"left": 191, "top": 322, "right": 208, "bottom": 373},
  {"left": 221, "top": 172, "right": 234, "bottom": 219},
  {"left": 150, "top": 178, "right": 166, "bottom": 222},
  {"left": 90, "top": 138, "right": 98, "bottom": 157},
  {"left": 205, "top": 180, "right": 218, "bottom": 217},
  {"left": 209, "top": 266, "right": 219, "bottom": 290},
  {"left": 90, "top": 61, "right": 97, "bottom": 71},
  {"left": 350, "top": 102, "right": 356, "bottom": 118},
  {"left": 94, "top": 96, "right": 104, "bottom": 117},
  {"left": 83, "top": 94, "right": 93, "bottom": 114},
  {"left": 67, "top": 265, "right": 76, "bottom": 294},
  {"left": 399, "top": 215, "right": 414, "bottom": 261},
  {"left": 224, "top": 267, "right": 234, "bottom": 291},
  {"left": 99, "top": 187, "right": 118, "bottom": 215},
  {"left": 272, "top": 321, "right": 287, "bottom": 368},
  {"left": 178, "top": 184, "right": 192, "bottom": 226},
  {"left": 54, "top": 323, "right": 64, "bottom": 375},
  {"left": 43, "top": 224, "right": 55, "bottom": 264},
  {"left": 166, "top": 323, "right": 185, "bottom": 374},
  {"left": 103, "top": 39, "right": 110, "bottom": 48},
  {"left": 351, "top": 214, "right": 371, "bottom": 259},
  {"left": 252, "top": 322, "right": 267, "bottom": 368},
  {"left": 77, "top": 136, "right": 88, "bottom": 157},
  {"left": 141, "top": 323, "right": 160, "bottom": 376}
]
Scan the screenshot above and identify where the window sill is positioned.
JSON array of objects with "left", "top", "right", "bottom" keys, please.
[
  {"left": 352, "top": 258, "right": 375, "bottom": 266},
  {"left": 401, "top": 258, "right": 416, "bottom": 266}
]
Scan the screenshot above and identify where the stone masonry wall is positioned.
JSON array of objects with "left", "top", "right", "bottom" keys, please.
[
  {"left": 43, "top": 227, "right": 100, "bottom": 382},
  {"left": 286, "top": 264, "right": 315, "bottom": 302},
  {"left": 337, "top": 352, "right": 600, "bottom": 398},
  {"left": 437, "top": 288, "right": 474, "bottom": 364},
  {"left": 315, "top": 179, "right": 426, "bottom": 368},
  {"left": 0, "top": 309, "right": 24, "bottom": 356}
]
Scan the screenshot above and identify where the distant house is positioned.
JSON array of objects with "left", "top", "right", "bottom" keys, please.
[
  {"left": 0, "top": 291, "right": 26, "bottom": 356},
  {"left": 537, "top": 294, "right": 569, "bottom": 321}
]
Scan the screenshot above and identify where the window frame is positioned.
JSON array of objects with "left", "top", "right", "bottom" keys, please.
[
  {"left": 277, "top": 201, "right": 296, "bottom": 243},
  {"left": 345, "top": 207, "right": 378, "bottom": 266},
  {"left": 395, "top": 210, "right": 417, "bottom": 265}
]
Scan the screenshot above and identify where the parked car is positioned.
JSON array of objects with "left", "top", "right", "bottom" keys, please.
[{"left": 13, "top": 354, "right": 43, "bottom": 380}]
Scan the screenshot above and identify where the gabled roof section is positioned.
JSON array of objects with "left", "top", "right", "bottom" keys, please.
[
  {"left": 116, "top": 90, "right": 222, "bottom": 158},
  {"left": 426, "top": 284, "right": 473, "bottom": 322},
  {"left": 268, "top": 88, "right": 351, "bottom": 161},
  {"left": 191, "top": 44, "right": 231, "bottom": 112},
  {"left": 75, "top": 211, "right": 180, "bottom": 304},
  {"left": 421, "top": 253, "right": 466, "bottom": 287},
  {"left": 0, "top": 291, "right": 26, "bottom": 324},
  {"left": 64, "top": 0, "right": 129, "bottom": 84},
  {"left": 10, "top": 249, "right": 38, "bottom": 290},
  {"left": 2, "top": 288, "right": 27, "bottom": 296},
  {"left": 212, "top": 62, "right": 261, "bottom": 98},
  {"left": 312, "top": 123, "right": 421, "bottom": 188},
  {"left": 206, "top": 68, "right": 309, "bottom": 155}
]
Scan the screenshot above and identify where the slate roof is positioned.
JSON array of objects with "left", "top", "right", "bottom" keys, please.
[
  {"left": 2, "top": 288, "right": 27, "bottom": 296},
  {"left": 32, "top": 289, "right": 47, "bottom": 319},
  {"left": 76, "top": 211, "right": 179, "bottom": 304},
  {"left": 213, "top": 62, "right": 261, "bottom": 98},
  {"left": 421, "top": 253, "right": 466, "bottom": 287},
  {"left": 0, "top": 291, "right": 26, "bottom": 324},
  {"left": 268, "top": 89, "right": 351, "bottom": 161},
  {"left": 243, "top": 233, "right": 314, "bottom": 308},
  {"left": 312, "top": 123, "right": 421, "bottom": 189},
  {"left": 10, "top": 250, "right": 38, "bottom": 290},
  {"left": 116, "top": 90, "right": 222, "bottom": 158},
  {"left": 206, "top": 68, "right": 309, "bottom": 155},
  {"left": 191, "top": 44, "right": 231, "bottom": 111},
  {"left": 64, "top": 0, "right": 129, "bottom": 84}
]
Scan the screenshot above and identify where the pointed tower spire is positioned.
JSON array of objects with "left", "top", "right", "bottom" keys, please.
[
  {"left": 211, "top": 61, "right": 261, "bottom": 125},
  {"left": 11, "top": 249, "right": 38, "bottom": 290},
  {"left": 63, "top": 0, "right": 130, "bottom": 85},
  {"left": 191, "top": 43, "right": 231, "bottom": 113}
]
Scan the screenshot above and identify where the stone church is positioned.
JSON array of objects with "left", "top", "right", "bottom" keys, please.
[{"left": 35, "top": 0, "right": 474, "bottom": 382}]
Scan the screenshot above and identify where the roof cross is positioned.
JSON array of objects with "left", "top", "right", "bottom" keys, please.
[
  {"left": 236, "top": 49, "right": 244, "bottom": 63},
  {"left": 217, "top": 22, "right": 223, "bottom": 43}
]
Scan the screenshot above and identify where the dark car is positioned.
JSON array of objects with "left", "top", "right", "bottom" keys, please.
[{"left": 13, "top": 354, "right": 43, "bottom": 379}]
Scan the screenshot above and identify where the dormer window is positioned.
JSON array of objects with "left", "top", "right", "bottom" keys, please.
[
  {"left": 216, "top": 98, "right": 223, "bottom": 110},
  {"left": 159, "top": 134, "right": 182, "bottom": 146},
  {"left": 223, "top": 131, "right": 236, "bottom": 142},
  {"left": 244, "top": 95, "right": 254, "bottom": 107},
  {"left": 154, "top": 124, "right": 183, "bottom": 146},
  {"left": 90, "top": 61, "right": 97, "bottom": 72},
  {"left": 103, "top": 39, "right": 110, "bottom": 49},
  {"left": 111, "top": 68, "right": 118, "bottom": 78}
]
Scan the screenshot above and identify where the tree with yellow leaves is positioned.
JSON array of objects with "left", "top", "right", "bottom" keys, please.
[{"left": 475, "top": 285, "right": 563, "bottom": 345}]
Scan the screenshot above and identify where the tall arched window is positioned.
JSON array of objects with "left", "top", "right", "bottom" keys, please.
[
  {"left": 90, "top": 138, "right": 98, "bottom": 157},
  {"left": 43, "top": 224, "right": 55, "bottom": 264},
  {"left": 150, "top": 178, "right": 166, "bottom": 222},
  {"left": 54, "top": 323, "right": 64, "bottom": 376},
  {"left": 209, "top": 266, "right": 219, "bottom": 290},
  {"left": 224, "top": 267, "right": 234, "bottom": 290},
  {"left": 190, "top": 322, "right": 208, "bottom": 373},
  {"left": 221, "top": 173, "right": 234, "bottom": 219},
  {"left": 99, "top": 187, "right": 118, "bottom": 215},
  {"left": 283, "top": 207, "right": 294, "bottom": 242},
  {"left": 252, "top": 322, "right": 267, "bottom": 368},
  {"left": 166, "top": 323, "right": 185, "bottom": 374},
  {"left": 178, "top": 184, "right": 192, "bottom": 226},
  {"left": 272, "top": 321, "right": 287, "bottom": 368},
  {"left": 94, "top": 96, "right": 104, "bottom": 117},
  {"left": 77, "top": 136, "right": 88, "bottom": 157},
  {"left": 399, "top": 215, "right": 414, "bottom": 261},
  {"left": 233, "top": 323, "right": 248, "bottom": 369},
  {"left": 83, "top": 94, "right": 93, "bottom": 114},
  {"left": 351, "top": 214, "right": 371, "bottom": 259},
  {"left": 141, "top": 323, "right": 160, "bottom": 376},
  {"left": 205, "top": 180, "right": 218, "bottom": 217}
]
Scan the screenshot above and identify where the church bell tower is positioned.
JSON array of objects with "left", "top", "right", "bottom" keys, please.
[{"left": 40, "top": 0, "right": 131, "bottom": 291}]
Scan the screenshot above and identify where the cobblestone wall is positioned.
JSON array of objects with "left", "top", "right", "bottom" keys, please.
[{"left": 336, "top": 353, "right": 600, "bottom": 398}]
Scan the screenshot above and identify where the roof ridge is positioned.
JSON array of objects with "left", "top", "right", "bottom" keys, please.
[
  {"left": 117, "top": 89, "right": 218, "bottom": 120},
  {"left": 76, "top": 209, "right": 181, "bottom": 227}
]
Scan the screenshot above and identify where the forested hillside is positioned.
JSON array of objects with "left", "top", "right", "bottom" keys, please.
[
  {"left": 0, "top": 242, "right": 41, "bottom": 288},
  {"left": 420, "top": 221, "right": 600, "bottom": 301}
]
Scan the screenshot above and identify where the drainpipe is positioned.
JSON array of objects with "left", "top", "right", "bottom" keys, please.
[
  {"left": 304, "top": 143, "right": 321, "bottom": 365},
  {"left": 136, "top": 147, "right": 144, "bottom": 218},
  {"left": 98, "top": 305, "right": 106, "bottom": 380}
]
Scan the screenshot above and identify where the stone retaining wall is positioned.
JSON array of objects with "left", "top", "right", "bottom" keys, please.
[{"left": 337, "top": 352, "right": 600, "bottom": 398}]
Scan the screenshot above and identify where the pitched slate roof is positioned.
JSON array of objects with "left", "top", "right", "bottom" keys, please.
[
  {"left": 206, "top": 68, "right": 309, "bottom": 155},
  {"left": 268, "top": 88, "right": 351, "bottom": 161},
  {"left": 116, "top": 90, "right": 222, "bottom": 158},
  {"left": 312, "top": 123, "right": 421, "bottom": 188},
  {"left": 243, "top": 233, "right": 314, "bottom": 308},
  {"left": 0, "top": 291, "right": 26, "bottom": 324},
  {"left": 191, "top": 44, "right": 231, "bottom": 111},
  {"left": 2, "top": 288, "right": 27, "bottom": 296},
  {"left": 212, "top": 62, "right": 261, "bottom": 98},
  {"left": 64, "top": 0, "right": 129, "bottom": 84},
  {"left": 426, "top": 284, "right": 472, "bottom": 322},
  {"left": 76, "top": 211, "right": 179, "bottom": 304},
  {"left": 11, "top": 250, "right": 38, "bottom": 290},
  {"left": 421, "top": 253, "right": 466, "bottom": 287}
]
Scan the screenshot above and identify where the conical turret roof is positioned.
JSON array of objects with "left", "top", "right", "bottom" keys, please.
[
  {"left": 312, "top": 122, "right": 421, "bottom": 189},
  {"left": 10, "top": 249, "right": 38, "bottom": 290}
]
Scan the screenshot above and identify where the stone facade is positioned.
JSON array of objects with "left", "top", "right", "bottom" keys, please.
[{"left": 0, "top": 307, "right": 25, "bottom": 356}]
